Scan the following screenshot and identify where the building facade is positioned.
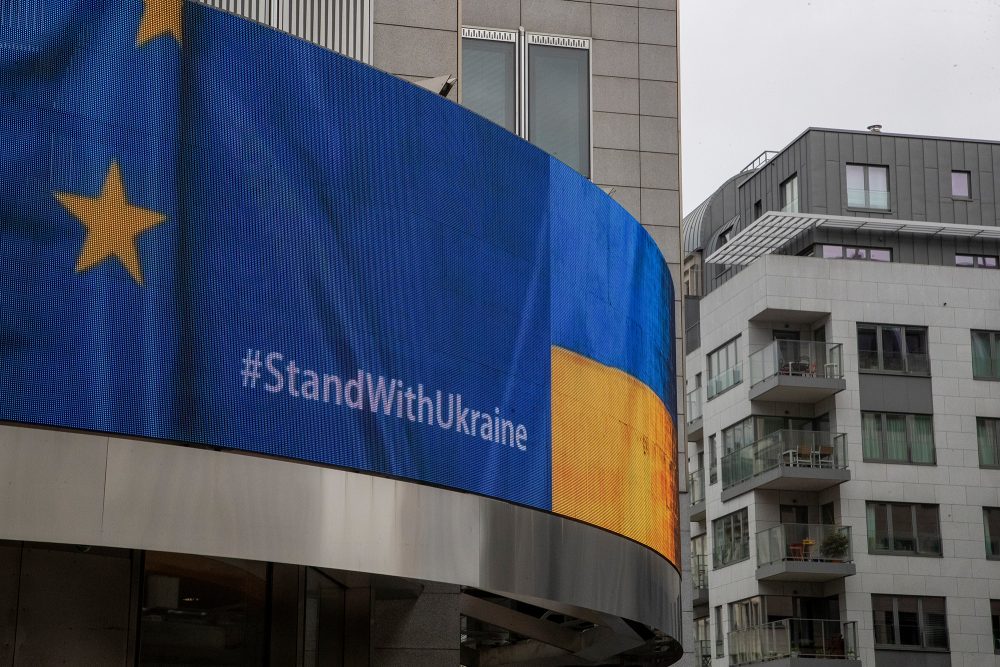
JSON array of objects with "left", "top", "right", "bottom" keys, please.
[
  {"left": 683, "top": 128, "right": 1000, "bottom": 667},
  {"left": 0, "top": 0, "right": 684, "bottom": 665}
]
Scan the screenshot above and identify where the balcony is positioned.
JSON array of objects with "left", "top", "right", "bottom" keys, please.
[
  {"left": 686, "top": 386, "right": 703, "bottom": 441},
  {"left": 721, "top": 430, "right": 851, "bottom": 501},
  {"left": 689, "top": 468, "right": 706, "bottom": 521},
  {"left": 749, "top": 341, "right": 846, "bottom": 403},
  {"left": 692, "top": 554, "right": 708, "bottom": 609},
  {"left": 729, "top": 619, "right": 860, "bottom": 667},
  {"left": 756, "top": 524, "right": 856, "bottom": 582}
]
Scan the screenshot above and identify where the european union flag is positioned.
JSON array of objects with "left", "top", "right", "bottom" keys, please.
[{"left": 1, "top": 0, "right": 180, "bottom": 434}]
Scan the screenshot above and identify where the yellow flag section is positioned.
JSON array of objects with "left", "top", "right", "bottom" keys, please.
[{"left": 551, "top": 347, "right": 679, "bottom": 566}]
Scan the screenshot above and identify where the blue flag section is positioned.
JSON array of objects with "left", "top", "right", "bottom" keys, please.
[{"left": 0, "top": 0, "right": 677, "bottom": 555}]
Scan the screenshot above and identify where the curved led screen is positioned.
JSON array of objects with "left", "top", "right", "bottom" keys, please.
[{"left": 0, "top": 1, "right": 678, "bottom": 565}]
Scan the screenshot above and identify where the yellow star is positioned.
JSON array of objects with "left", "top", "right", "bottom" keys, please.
[
  {"left": 54, "top": 161, "right": 166, "bottom": 286},
  {"left": 137, "top": 0, "right": 182, "bottom": 47}
]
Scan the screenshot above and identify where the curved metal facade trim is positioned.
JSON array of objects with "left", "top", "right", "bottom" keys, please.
[{"left": 0, "top": 423, "right": 681, "bottom": 639}]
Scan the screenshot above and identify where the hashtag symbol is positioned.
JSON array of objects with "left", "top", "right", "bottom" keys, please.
[{"left": 241, "top": 349, "right": 262, "bottom": 388}]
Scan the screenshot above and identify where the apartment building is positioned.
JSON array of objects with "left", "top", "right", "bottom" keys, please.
[{"left": 683, "top": 128, "right": 1000, "bottom": 667}]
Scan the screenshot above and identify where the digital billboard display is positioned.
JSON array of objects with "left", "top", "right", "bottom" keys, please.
[{"left": 0, "top": 1, "right": 678, "bottom": 565}]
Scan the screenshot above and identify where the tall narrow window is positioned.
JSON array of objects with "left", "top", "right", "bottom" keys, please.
[
  {"left": 461, "top": 28, "right": 518, "bottom": 133},
  {"left": 527, "top": 35, "right": 590, "bottom": 177},
  {"left": 985, "top": 508, "right": 1000, "bottom": 559},
  {"left": 714, "top": 606, "right": 725, "bottom": 657},
  {"left": 991, "top": 600, "right": 1000, "bottom": 653},
  {"left": 846, "top": 164, "right": 889, "bottom": 209},
  {"left": 780, "top": 174, "right": 799, "bottom": 213},
  {"left": 978, "top": 418, "right": 1000, "bottom": 468},
  {"left": 972, "top": 331, "right": 1000, "bottom": 379}
]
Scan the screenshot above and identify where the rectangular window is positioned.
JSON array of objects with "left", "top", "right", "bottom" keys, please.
[
  {"left": 461, "top": 29, "right": 591, "bottom": 177},
  {"left": 872, "top": 595, "right": 948, "bottom": 650},
  {"left": 861, "top": 412, "right": 935, "bottom": 464},
  {"left": 992, "top": 600, "right": 1000, "bottom": 653},
  {"left": 808, "top": 244, "right": 891, "bottom": 262},
  {"left": 956, "top": 253, "right": 999, "bottom": 269},
  {"left": 857, "top": 323, "right": 929, "bottom": 375},
  {"left": 713, "top": 508, "right": 750, "bottom": 568},
  {"left": 707, "top": 336, "right": 741, "bottom": 399},
  {"left": 985, "top": 508, "right": 1000, "bottom": 559},
  {"left": 978, "top": 418, "right": 1000, "bottom": 468},
  {"left": 846, "top": 163, "right": 890, "bottom": 209},
  {"left": 461, "top": 29, "right": 518, "bottom": 133},
  {"left": 708, "top": 434, "right": 718, "bottom": 485},
  {"left": 867, "top": 502, "right": 941, "bottom": 556},
  {"left": 714, "top": 606, "right": 725, "bottom": 657},
  {"left": 780, "top": 175, "right": 799, "bottom": 213},
  {"left": 972, "top": 331, "right": 1000, "bottom": 379},
  {"left": 951, "top": 170, "right": 971, "bottom": 198},
  {"left": 527, "top": 34, "right": 590, "bottom": 177}
]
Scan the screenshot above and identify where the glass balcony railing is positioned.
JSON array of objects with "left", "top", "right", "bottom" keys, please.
[
  {"left": 847, "top": 187, "right": 889, "bottom": 210},
  {"left": 749, "top": 341, "right": 844, "bottom": 387},
  {"left": 707, "top": 363, "right": 742, "bottom": 399},
  {"left": 757, "top": 524, "right": 853, "bottom": 566},
  {"left": 687, "top": 386, "right": 703, "bottom": 423},
  {"left": 689, "top": 468, "right": 706, "bottom": 506},
  {"left": 692, "top": 554, "right": 708, "bottom": 592},
  {"left": 721, "top": 430, "right": 847, "bottom": 489},
  {"left": 728, "top": 619, "right": 858, "bottom": 665},
  {"left": 858, "top": 350, "right": 930, "bottom": 376}
]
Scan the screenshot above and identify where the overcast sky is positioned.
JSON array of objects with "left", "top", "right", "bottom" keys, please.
[{"left": 679, "top": 0, "right": 1000, "bottom": 214}]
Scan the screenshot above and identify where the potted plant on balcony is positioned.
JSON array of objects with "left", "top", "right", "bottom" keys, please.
[{"left": 820, "top": 530, "right": 850, "bottom": 561}]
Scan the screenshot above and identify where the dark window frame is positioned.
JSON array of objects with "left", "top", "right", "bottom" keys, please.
[
  {"left": 872, "top": 594, "right": 949, "bottom": 651},
  {"left": 950, "top": 170, "right": 972, "bottom": 199},
  {"left": 991, "top": 599, "right": 1000, "bottom": 653},
  {"left": 978, "top": 418, "right": 1000, "bottom": 469},
  {"left": 806, "top": 243, "right": 892, "bottom": 262},
  {"left": 861, "top": 412, "right": 936, "bottom": 465},
  {"left": 857, "top": 323, "right": 930, "bottom": 376},
  {"left": 712, "top": 508, "right": 750, "bottom": 569},
  {"left": 985, "top": 508, "right": 1000, "bottom": 560},
  {"left": 972, "top": 330, "right": 1000, "bottom": 380},
  {"left": 866, "top": 502, "right": 942, "bottom": 557},
  {"left": 956, "top": 253, "right": 999, "bottom": 269},
  {"left": 846, "top": 163, "right": 890, "bottom": 211}
]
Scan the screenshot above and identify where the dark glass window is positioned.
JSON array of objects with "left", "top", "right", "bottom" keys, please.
[
  {"left": 866, "top": 502, "right": 941, "bottom": 556},
  {"left": 857, "top": 324, "right": 929, "bottom": 375},
  {"left": 872, "top": 595, "right": 948, "bottom": 650},
  {"left": 713, "top": 508, "right": 749, "bottom": 569},
  {"left": 811, "top": 244, "right": 891, "bottom": 262},
  {"left": 985, "top": 508, "right": 1000, "bottom": 559},
  {"left": 951, "top": 170, "right": 971, "bottom": 198},
  {"left": 991, "top": 600, "right": 1000, "bottom": 653},
  {"left": 139, "top": 552, "right": 267, "bottom": 666},
  {"left": 707, "top": 337, "right": 741, "bottom": 399}
]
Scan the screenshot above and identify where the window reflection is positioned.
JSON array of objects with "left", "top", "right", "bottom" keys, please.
[{"left": 139, "top": 552, "right": 267, "bottom": 666}]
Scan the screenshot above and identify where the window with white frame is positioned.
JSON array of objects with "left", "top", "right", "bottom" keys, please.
[
  {"left": 846, "top": 163, "right": 889, "bottom": 209},
  {"left": 461, "top": 28, "right": 591, "bottom": 177}
]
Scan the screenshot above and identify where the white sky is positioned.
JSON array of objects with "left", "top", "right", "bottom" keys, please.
[{"left": 679, "top": 0, "right": 1000, "bottom": 214}]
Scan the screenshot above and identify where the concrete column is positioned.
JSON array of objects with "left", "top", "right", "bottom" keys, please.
[{"left": 373, "top": 583, "right": 461, "bottom": 666}]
